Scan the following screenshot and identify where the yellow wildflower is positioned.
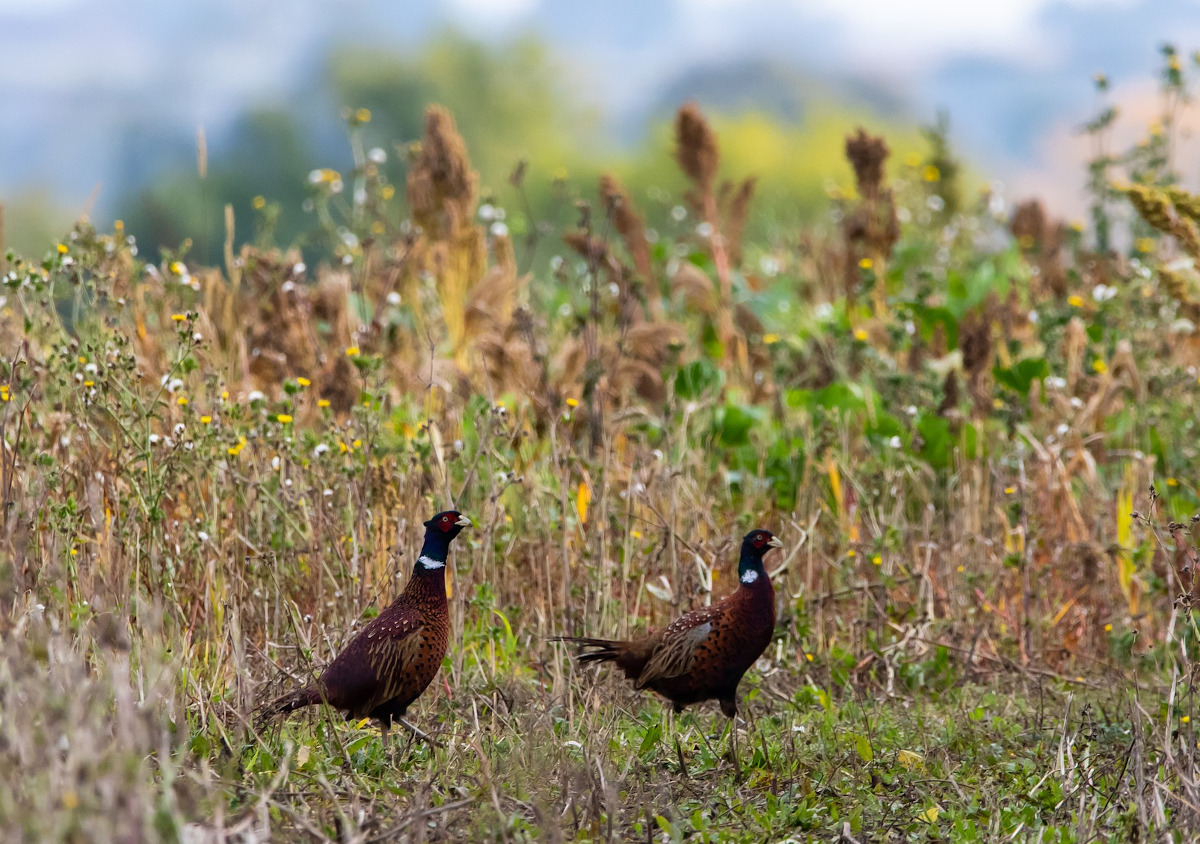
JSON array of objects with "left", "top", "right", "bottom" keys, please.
[
  {"left": 1092, "top": 359, "right": 1108, "bottom": 374},
  {"left": 296, "top": 377, "right": 311, "bottom": 387},
  {"left": 763, "top": 333, "right": 781, "bottom": 344},
  {"left": 176, "top": 396, "right": 188, "bottom": 406},
  {"left": 355, "top": 107, "right": 371, "bottom": 123},
  {"left": 1067, "top": 295, "right": 1084, "bottom": 307},
  {"left": 56, "top": 243, "right": 68, "bottom": 254},
  {"left": 922, "top": 165, "right": 940, "bottom": 182},
  {"left": 277, "top": 414, "right": 293, "bottom": 423},
  {"left": 252, "top": 195, "right": 266, "bottom": 210},
  {"left": 565, "top": 397, "right": 579, "bottom": 408},
  {"left": 858, "top": 257, "right": 873, "bottom": 270},
  {"left": 1136, "top": 237, "right": 1155, "bottom": 253},
  {"left": 171, "top": 313, "right": 186, "bottom": 322},
  {"left": 853, "top": 328, "right": 868, "bottom": 342},
  {"left": 345, "top": 346, "right": 360, "bottom": 356},
  {"left": 200, "top": 415, "right": 212, "bottom": 425},
  {"left": 318, "top": 399, "right": 331, "bottom": 408}
]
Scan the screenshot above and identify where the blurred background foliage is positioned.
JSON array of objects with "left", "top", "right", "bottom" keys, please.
[{"left": 105, "top": 33, "right": 926, "bottom": 269}]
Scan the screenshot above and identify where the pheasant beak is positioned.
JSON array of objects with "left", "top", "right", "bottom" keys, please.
[
  {"left": 768, "top": 535, "right": 783, "bottom": 549},
  {"left": 455, "top": 515, "right": 472, "bottom": 527}
]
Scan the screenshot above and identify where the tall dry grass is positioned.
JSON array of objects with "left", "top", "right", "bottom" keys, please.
[{"left": 1, "top": 98, "right": 1199, "bottom": 838}]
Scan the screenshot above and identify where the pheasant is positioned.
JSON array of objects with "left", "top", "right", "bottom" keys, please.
[
  {"left": 265, "top": 510, "right": 470, "bottom": 746},
  {"left": 556, "top": 528, "right": 781, "bottom": 720}
]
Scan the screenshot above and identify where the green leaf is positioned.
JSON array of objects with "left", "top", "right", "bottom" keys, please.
[
  {"left": 786, "top": 383, "right": 868, "bottom": 416},
  {"left": 638, "top": 721, "right": 662, "bottom": 757},
  {"left": 674, "top": 359, "right": 721, "bottom": 400},
  {"left": 916, "top": 414, "right": 977, "bottom": 469},
  {"left": 993, "top": 357, "right": 1048, "bottom": 396},
  {"left": 916, "top": 413, "right": 952, "bottom": 469},
  {"left": 715, "top": 403, "right": 764, "bottom": 446},
  {"left": 945, "top": 258, "right": 1010, "bottom": 319},
  {"left": 855, "top": 733, "right": 874, "bottom": 763}
]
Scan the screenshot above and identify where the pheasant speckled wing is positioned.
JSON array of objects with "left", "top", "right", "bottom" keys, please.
[
  {"left": 555, "top": 528, "right": 781, "bottom": 718},
  {"left": 263, "top": 509, "right": 470, "bottom": 735},
  {"left": 361, "top": 609, "right": 426, "bottom": 712},
  {"left": 635, "top": 616, "right": 716, "bottom": 689}
]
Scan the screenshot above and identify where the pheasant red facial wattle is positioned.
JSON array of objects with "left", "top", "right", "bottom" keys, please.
[
  {"left": 555, "top": 528, "right": 782, "bottom": 718},
  {"left": 264, "top": 510, "right": 471, "bottom": 743}
]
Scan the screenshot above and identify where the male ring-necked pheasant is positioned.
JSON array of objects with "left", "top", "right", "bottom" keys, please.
[
  {"left": 556, "top": 528, "right": 781, "bottom": 719},
  {"left": 265, "top": 510, "right": 470, "bottom": 745}
]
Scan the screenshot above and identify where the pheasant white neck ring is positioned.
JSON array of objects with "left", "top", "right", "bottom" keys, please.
[
  {"left": 740, "top": 569, "right": 759, "bottom": 584},
  {"left": 418, "top": 555, "right": 445, "bottom": 570}
]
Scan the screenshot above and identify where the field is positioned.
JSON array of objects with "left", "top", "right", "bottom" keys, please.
[{"left": 4, "top": 55, "right": 1200, "bottom": 842}]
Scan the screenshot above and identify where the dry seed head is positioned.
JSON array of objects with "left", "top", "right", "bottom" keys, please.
[
  {"left": 1125, "top": 184, "right": 1173, "bottom": 232},
  {"left": 1158, "top": 266, "right": 1200, "bottom": 320},
  {"left": 844, "top": 129, "right": 889, "bottom": 198},
  {"left": 1167, "top": 187, "right": 1200, "bottom": 225},
  {"left": 724, "top": 177, "right": 757, "bottom": 265},
  {"left": 669, "top": 262, "right": 717, "bottom": 315},
  {"left": 675, "top": 103, "right": 720, "bottom": 192},
  {"left": 599, "top": 174, "right": 653, "bottom": 282},
  {"left": 407, "top": 106, "right": 478, "bottom": 240},
  {"left": 1011, "top": 200, "right": 1049, "bottom": 249},
  {"left": 563, "top": 231, "right": 608, "bottom": 265}
]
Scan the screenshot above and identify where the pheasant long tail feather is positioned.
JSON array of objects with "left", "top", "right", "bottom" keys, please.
[
  {"left": 264, "top": 684, "right": 323, "bottom": 716},
  {"left": 550, "top": 636, "right": 628, "bottom": 664}
]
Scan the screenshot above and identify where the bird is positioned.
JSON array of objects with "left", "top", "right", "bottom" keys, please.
[
  {"left": 555, "top": 528, "right": 782, "bottom": 722},
  {"left": 264, "top": 510, "right": 471, "bottom": 747}
]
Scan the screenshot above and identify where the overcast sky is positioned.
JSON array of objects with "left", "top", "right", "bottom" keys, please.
[
  {"left": 0, "top": 0, "right": 1194, "bottom": 219},
  {"left": 438, "top": 0, "right": 1132, "bottom": 68},
  {"left": 0, "top": 0, "right": 1136, "bottom": 70}
]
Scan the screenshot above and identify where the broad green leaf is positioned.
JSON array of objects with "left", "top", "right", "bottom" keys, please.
[
  {"left": 855, "top": 733, "right": 873, "bottom": 763},
  {"left": 994, "top": 357, "right": 1049, "bottom": 396},
  {"left": 638, "top": 721, "right": 662, "bottom": 757}
]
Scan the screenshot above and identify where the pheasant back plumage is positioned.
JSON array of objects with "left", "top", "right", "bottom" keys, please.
[
  {"left": 560, "top": 528, "right": 781, "bottom": 717},
  {"left": 265, "top": 510, "right": 469, "bottom": 730},
  {"left": 634, "top": 582, "right": 775, "bottom": 714},
  {"left": 318, "top": 572, "right": 450, "bottom": 723}
]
